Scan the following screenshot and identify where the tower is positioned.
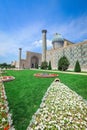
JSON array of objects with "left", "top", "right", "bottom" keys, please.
[
  {"left": 42, "top": 30, "right": 47, "bottom": 62},
  {"left": 19, "top": 48, "right": 22, "bottom": 69},
  {"left": 52, "top": 33, "right": 64, "bottom": 49}
]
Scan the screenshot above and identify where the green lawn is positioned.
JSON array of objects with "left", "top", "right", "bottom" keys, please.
[{"left": 3, "top": 69, "right": 87, "bottom": 130}]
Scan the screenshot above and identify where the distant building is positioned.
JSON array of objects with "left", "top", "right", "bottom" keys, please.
[{"left": 13, "top": 30, "right": 87, "bottom": 71}]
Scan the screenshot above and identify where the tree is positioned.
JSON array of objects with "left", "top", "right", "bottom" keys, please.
[
  {"left": 48, "top": 61, "right": 52, "bottom": 70},
  {"left": 0, "top": 63, "right": 13, "bottom": 69},
  {"left": 58, "top": 56, "right": 69, "bottom": 71},
  {"left": 41, "top": 61, "right": 48, "bottom": 69},
  {"left": 0, "top": 63, "right": 7, "bottom": 68},
  {"left": 35, "top": 63, "right": 38, "bottom": 69},
  {"left": 74, "top": 60, "right": 81, "bottom": 72}
]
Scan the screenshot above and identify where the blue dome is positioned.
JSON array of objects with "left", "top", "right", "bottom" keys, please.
[{"left": 52, "top": 33, "right": 64, "bottom": 43}]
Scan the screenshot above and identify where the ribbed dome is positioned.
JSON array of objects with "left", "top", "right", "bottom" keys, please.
[{"left": 52, "top": 33, "right": 64, "bottom": 43}]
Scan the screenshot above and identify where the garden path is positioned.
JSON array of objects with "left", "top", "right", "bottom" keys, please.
[{"left": 31, "top": 68, "right": 87, "bottom": 75}]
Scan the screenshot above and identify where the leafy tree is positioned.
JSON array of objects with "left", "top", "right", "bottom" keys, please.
[
  {"left": 0, "top": 63, "right": 13, "bottom": 69},
  {"left": 41, "top": 61, "right": 48, "bottom": 69},
  {"left": 74, "top": 60, "right": 81, "bottom": 72},
  {"left": 0, "top": 63, "right": 7, "bottom": 68},
  {"left": 35, "top": 63, "right": 38, "bottom": 69},
  {"left": 48, "top": 61, "right": 52, "bottom": 70},
  {"left": 58, "top": 56, "right": 69, "bottom": 71}
]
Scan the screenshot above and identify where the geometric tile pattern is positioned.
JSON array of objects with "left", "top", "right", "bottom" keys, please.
[{"left": 46, "top": 42, "right": 87, "bottom": 71}]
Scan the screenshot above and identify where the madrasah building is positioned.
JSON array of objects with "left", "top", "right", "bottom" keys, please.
[{"left": 12, "top": 30, "right": 87, "bottom": 71}]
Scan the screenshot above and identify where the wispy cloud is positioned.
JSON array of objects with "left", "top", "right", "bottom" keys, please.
[
  {"left": 0, "top": 15, "right": 87, "bottom": 63},
  {"left": 49, "top": 15, "right": 87, "bottom": 42},
  {"left": 0, "top": 22, "right": 44, "bottom": 56},
  {"left": 33, "top": 39, "right": 52, "bottom": 49},
  {"left": 0, "top": 32, "right": 18, "bottom": 56}
]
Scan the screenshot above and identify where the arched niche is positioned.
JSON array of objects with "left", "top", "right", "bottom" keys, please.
[{"left": 31, "top": 56, "right": 39, "bottom": 68}]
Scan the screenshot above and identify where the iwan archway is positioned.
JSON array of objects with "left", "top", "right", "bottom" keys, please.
[{"left": 31, "top": 56, "right": 39, "bottom": 68}]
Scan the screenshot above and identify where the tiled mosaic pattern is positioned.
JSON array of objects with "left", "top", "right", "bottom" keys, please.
[{"left": 46, "top": 42, "right": 87, "bottom": 70}]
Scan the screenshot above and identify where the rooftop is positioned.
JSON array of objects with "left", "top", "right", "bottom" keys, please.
[{"left": 52, "top": 33, "right": 64, "bottom": 43}]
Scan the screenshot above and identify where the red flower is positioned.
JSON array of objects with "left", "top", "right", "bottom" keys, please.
[{"left": 4, "top": 125, "right": 10, "bottom": 130}]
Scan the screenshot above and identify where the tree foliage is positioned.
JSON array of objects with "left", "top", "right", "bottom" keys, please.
[
  {"left": 41, "top": 61, "right": 48, "bottom": 69},
  {"left": 35, "top": 63, "right": 38, "bottom": 69},
  {"left": 58, "top": 56, "right": 69, "bottom": 71},
  {"left": 74, "top": 60, "right": 81, "bottom": 72},
  {"left": 0, "top": 63, "right": 13, "bottom": 69},
  {"left": 48, "top": 61, "right": 52, "bottom": 70}
]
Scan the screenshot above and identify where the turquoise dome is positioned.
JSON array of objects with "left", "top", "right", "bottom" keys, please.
[{"left": 52, "top": 33, "right": 64, "bottom": 43}]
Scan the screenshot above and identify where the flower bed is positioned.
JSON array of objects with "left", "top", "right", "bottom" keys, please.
[
  {"left": 34, "top": 73, "right": 58, "bottom": 78},
  {"left": 27, "top": 81, "right": 87, "bottom": 130},
  {"left": 0, "top": 79, "right": 15, "bottom": 130},
  {"left": 1, "top": 76, "right": 15, "bottom": 82}
]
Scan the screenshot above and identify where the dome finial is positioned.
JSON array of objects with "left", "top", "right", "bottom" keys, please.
[{"left": 52, "top": 33, "right": 64, "bottom": 49}]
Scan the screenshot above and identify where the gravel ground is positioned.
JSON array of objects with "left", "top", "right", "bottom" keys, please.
[{"left": 27, "top": 80, "right": 87, "bottom": 130}]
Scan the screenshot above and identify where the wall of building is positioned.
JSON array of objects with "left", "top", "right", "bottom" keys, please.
[
  {"left": 63, "top": 39, "right": 73, "bottom": 47},
  {"left": 20, "top": 59, "right": 26, "bottom": 69},
  {"left": 23, "top": 51, "right": 42, "bottom": 69},
  {"left": 46, "top": 41, "right": 87, "bottom": 71}
]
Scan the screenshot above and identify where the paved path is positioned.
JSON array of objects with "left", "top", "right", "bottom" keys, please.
[
  {"left": 31, "top": 69, "right": 87, "bottom": 76},
  {"left": 27, "top": 81, "right": 87, "bottom": 130}
]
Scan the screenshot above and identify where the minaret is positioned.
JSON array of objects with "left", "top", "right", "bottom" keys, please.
[
  {"left": 42, "top": 30, "right": 47, "bottom": 62},
  {"left": 19, "top": 48, "right": 22, "bottom": 69}
]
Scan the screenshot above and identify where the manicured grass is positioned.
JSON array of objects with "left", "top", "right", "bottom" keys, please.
[
  {"left": 3, "top": 69, "right": 87, "bottom": 130},
  {"left": 58, "top": 73, "right": 87, "bottom": 100},
  {"left": 4, "top": 70, "right": 55, "bottom": 130}
]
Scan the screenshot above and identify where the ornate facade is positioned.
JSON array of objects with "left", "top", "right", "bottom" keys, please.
[
  {"left": 46, "top": 40, "right": 87, "bottom": 71},
  {"left": 15, "top": 30, "right": 87, "bottom": 71},
  {"left": 16, "top": 51, "right": 41, "bottom": 69}
]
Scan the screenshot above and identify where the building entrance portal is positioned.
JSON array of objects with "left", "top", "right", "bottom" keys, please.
[{"left": 31, "top": 56, "right": 38, "bottom": 68}]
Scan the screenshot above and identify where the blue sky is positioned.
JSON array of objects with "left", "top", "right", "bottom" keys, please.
[{"left": 0, "top": 0, "right": 87, "bottom": 63}]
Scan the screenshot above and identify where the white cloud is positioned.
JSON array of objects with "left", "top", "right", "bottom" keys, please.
[
  {"left": 0, "top": 32, "right": 19, "bottom": 56},
  {"left": 32, "top": 39, "right": 52, "bottom": 49},
  {"left": 0, "top": 15, "right": 87, "bottom": 63},
  {"left": 0, "top": 22, "right": 44, "bottom": 57},
  {"left": 33, "top": 40, "right": 42, "bottom": 47},
  {"left": 49, "top": 15, "right": 87, "bottom": 42}
]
